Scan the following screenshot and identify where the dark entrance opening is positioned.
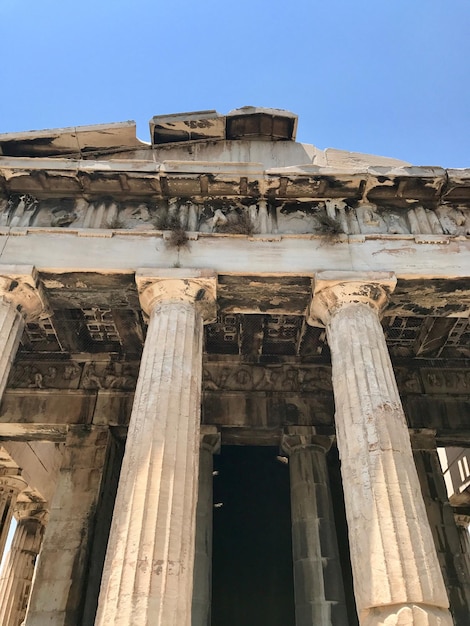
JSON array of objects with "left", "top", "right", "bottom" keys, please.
[{"left": 211, "top": 445, "right": 295, "bottom": 626}]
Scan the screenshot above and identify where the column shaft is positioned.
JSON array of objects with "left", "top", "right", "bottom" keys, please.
[
  {"left": 285, "top": 438, "right": 347, "bottom": 625},
  {"left": 96, "top": 300, "right": 204, "bottom": 626},
  {"left": 192, "top": 431, "right": 220, "bottom": 626},
  {"left": 0, "top": 512, "right": 45, "bottom": 626},
  {"left": 455, "top": 516, "right": 470, "bottom": 583},
  {"left": 0, "top": 298, "right": 24, "bottom": 399},
  {"left": 327, "top": 303, "right": 451, "bottom": 625},
  {"left": 413, "top": 444, "right": 470, "bottom": 625},
  {"left": 25, "top": 427, "right": 109, "bottom": 625},
  {"left": 0, "top": 474, "right": 27, "bottom": 562}
]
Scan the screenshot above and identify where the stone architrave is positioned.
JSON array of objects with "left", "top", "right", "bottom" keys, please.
[
  {"left": 309, "top": 271, "right": 453, "bottom": 626},
  {"left": 192, "top": 426, "right": 221, "bottom": 626},
  {"left": 0, "top": 265, "right": 48, "bottom": 399},
  {"left": 95, "top": 269, "right": 217, "bottom": 626},
  {"left": 282, "top": 426, "right": 347, "bottom": 626},
  {"left": 0, "top": 501, "right": 47, "bottom": 626},
  {"left": 0, "top": 471, "right": 27, "bottom": 562}
]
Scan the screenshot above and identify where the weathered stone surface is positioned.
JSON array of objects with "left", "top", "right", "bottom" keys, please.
[
  {"left": 0, "top": 502, "right": 47, "bottom": 626},
  {"left": 24, "top": 427, "right": 109, "bottom": 626},
  {"left": 310, "top": 272, "right": 453, "bottom": 625},
  {"left": 282, "top": 428, "right": 347, "bottom": 625},
  {"left": 0, "top": 471, "right": 27, "bottom": 562},
  {"left": 192, "top": 427, "right": 220, "bottom": 626},
  {"left": 96, "top": 273, "right": 216, "bottom": 626},
  {"left": 412, "top": 438, "right": 470, "bottom": 625}
]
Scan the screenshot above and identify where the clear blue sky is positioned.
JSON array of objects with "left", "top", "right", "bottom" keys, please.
[{"left": 1, "top": 0, "right": 469, "bottom": 167}]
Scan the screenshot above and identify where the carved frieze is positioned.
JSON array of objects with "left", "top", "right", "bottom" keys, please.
[
  {"left": 203, "top": 363, "right": 333, "bottom": 392},
  {"left": 2, "top": 194, "right": 469, "bottom": 237},
  {"left": 421, "top": 369, "right": 470, "bottom": 394},
  {"left": 8, "top": 360, "right": 138, "bottom": 391}
]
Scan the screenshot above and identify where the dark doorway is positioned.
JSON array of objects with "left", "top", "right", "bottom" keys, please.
[{"left": 211, "top": 446, "right": 295, "bottom": 626}]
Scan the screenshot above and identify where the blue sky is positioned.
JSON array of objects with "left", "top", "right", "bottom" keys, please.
[{"left": 0, "top": 0, "right": 469, "bottom": 167}]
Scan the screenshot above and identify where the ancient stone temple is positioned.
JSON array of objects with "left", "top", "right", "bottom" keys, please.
[{"left": 0, "top": 106, "right": 468, "bottom": 625}]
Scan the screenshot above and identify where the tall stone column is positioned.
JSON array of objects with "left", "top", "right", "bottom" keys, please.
[
  {"left": 309, "top": 271, "right": 453, "bottom": 626},
  {"left": 282, "top": 426, "right": 347, "bottom": 626},
  {"left": 192, "top": 426, "right": 220, "bottom": 626},
  {"left": 25, "top": 427, "right": 110, "bottom": 625},
  {"left": 412, "top": 431, "right": 470, "bottom": 625},
  {"left": 0, "top": 501, "right": 47, "bottom": 626},
  {"left": 0, "top": 471, "right": 27, "bottom": 562},
  {"left": 95, "top": 269, "right": 217, "bottom": 626},
  {"left": 454, "top": 515, "right": 470, "bottom": 581}
]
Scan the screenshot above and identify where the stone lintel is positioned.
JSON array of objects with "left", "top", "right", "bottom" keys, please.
[
  {"left": 200, "top": 425, "right": 221, "bottom": 454},
  {"left": 309, "top": 270, "right": 397, "bottom": 326},
  {"left": 0, "top": 264, "right": 49, "bottom": 321},
  {"left": 135, "top": 268, "right": 217, "bottom": 322},
  {"left": 281, "top": 426, "right": 333, "bottom": 455}
]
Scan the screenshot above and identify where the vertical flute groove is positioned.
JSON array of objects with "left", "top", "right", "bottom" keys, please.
[
  {"left": 326, "top": 302, "right": 452, "bottom": 625},
  {"left": 96, "top": 299, "right": 203, "bottom": 626}
]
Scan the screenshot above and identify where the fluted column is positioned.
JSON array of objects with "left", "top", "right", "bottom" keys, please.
[
  {"left": 192, "top": 426, "right": 220, "bottom": 626},
  {"left": 412, "top": 432, "right": 470, "bottom": 625},
  {"left": 0, "top": 471, "right": 27, "bottom": 561},
  {"left": 0, "top": 266, "right": 48, "bottom": 399},
  {"left": 96, "top": 269, "right": 217, "bottom": 626},
  {"left": 454, "top": 515, "right": 470, "bottom": 581},
  {"left": 0, "top": 501, "right": 47, "bottom": 626},
  {"left": 309, "top": 271, "right": 452, "bottom": 626},
  {"left": 25, "top": 427, "right": 110, "bottom": 625},
  {"left": 282, "top": 427, "right": 347, "bottom": 626}
]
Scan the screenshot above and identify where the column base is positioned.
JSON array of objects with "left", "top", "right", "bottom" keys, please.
[{"left": 362, "top": 604, "right": 453, "bottom": 626}]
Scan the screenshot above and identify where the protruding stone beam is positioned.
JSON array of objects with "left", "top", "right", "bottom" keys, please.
[
  {"left": 411, "top": 430, "right": 470, "bottom": 625},
  {"left": 192, "top": 426, "right": 221, "bottom": 626},
  {"left": 0, "top": 265, "right": 49, "bottom": 399},
  {"left": 0, "top": 500, "right": 47, "bottom": 626},
  {"left": 95, "top": 269, "right": 217, "bottom": 626},
  {"left": 281, "top": 426, "right": 347, "bottom": 626},
  {"left": 0, "top": 470, "right": 27, "bottom": 562},
  {"left": 309, "top": 271, "right": 453, "bottom": 626}
]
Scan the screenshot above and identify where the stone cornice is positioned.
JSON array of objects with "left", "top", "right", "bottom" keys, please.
[{"left": 0, "top": 158, "right": 469, "bottom": 206}]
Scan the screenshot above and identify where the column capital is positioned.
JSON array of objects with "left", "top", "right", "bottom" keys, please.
[
  {"left": 14, "top": 497, "right": 48, "bottom": 524},
  {"left": 200, "top": 425, "right": 221, "bottom": 454},
  {"left": 0, "top": 472, "right": 27, "bottom": 495},
  {"left": 454, "top": 514, "right": 470, "bottom": 528},
  {"left": 0, "top": 265, "right": 49, "bottom": 322},
  {"left": 308, "top": 270, "right": 396, "bottom": 326},
  {"left": 281, "top": 426, "right": 333, "bottom": 455},
  {"left": 135, "top": 268, "right": 217, "bottom": 322}
]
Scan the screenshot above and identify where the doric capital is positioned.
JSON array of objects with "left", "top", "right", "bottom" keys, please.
[
  {"left": 281, "top": 426, "right": 333, "bottom": 455},
  {"left": 135, "top": 268, "right": 217, "bottom": 322},
  {"left": 0, "top": 472, "right": 27, "bottom": 495},
  {"left": 0, "top": 265, "right": 49, "bottom": 322},
  {"left": 14, "top": 497, "right": 49, "bottom": 524},
  {"left": 308, "top": 271, "right": 396, "bottom": 326},
  {"left": 454, "top": 513, "right": 470, "bottom": 529},
  {"left": 200, "top": 425, "right": 221, "bottom": 454}
]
